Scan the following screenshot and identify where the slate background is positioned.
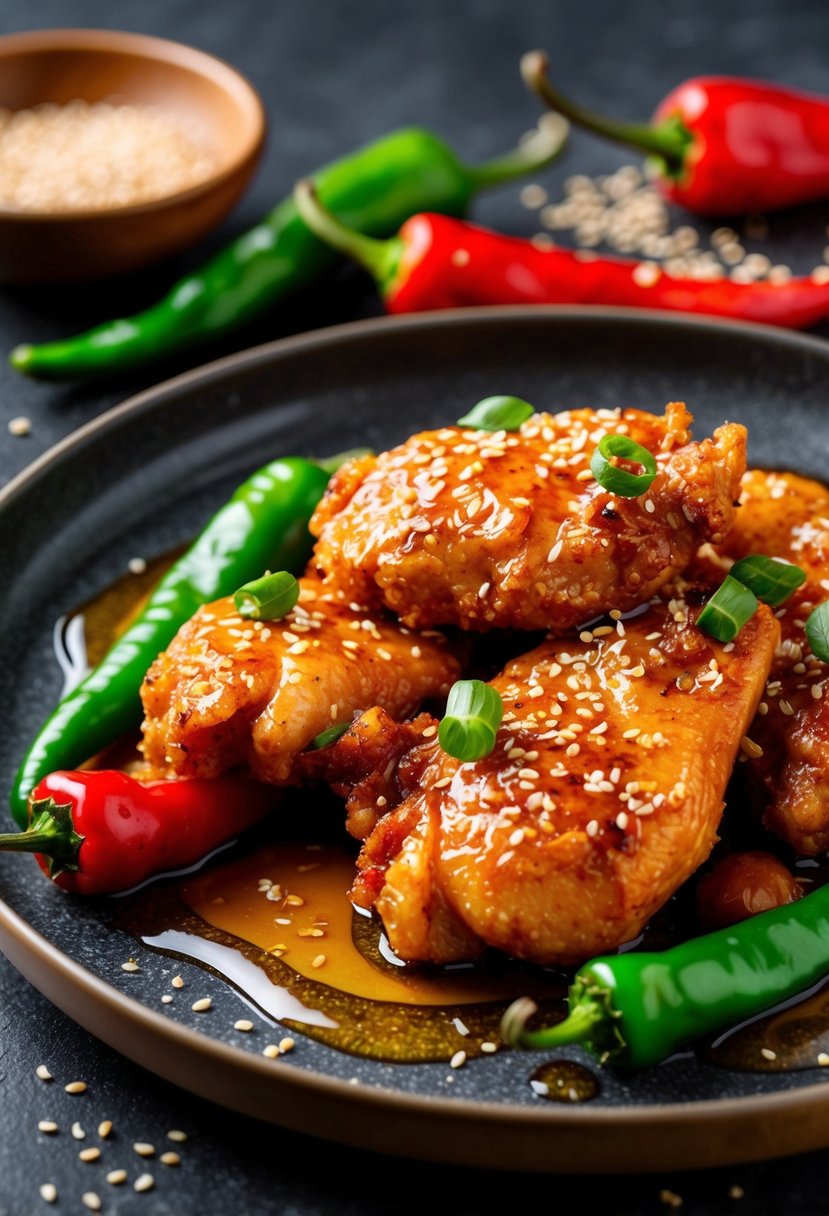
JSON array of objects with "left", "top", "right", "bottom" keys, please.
[{"left": 1, "top": 0, "right": 829, "bottom": 1211}]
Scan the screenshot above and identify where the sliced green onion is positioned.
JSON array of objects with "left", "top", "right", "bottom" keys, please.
[
  {"left": 438, "top": 679, "right": 504, "bottom": 762},
  {"left": 311, "top": 722, "right": 351, "bottom": 749},
  {"left": 806, "top": 602, "right": 829, "bottom": 663},
  {"left": 457, "top": 395, "right": 535, "bottom": 432},
  {"left": 589, "top": 434, "right": 657, "bottom": 498},
  {"left": 697, "top": 575, "right": 758, "bottom": 643},
  {"left": 729, "top": 554, "right": 806, "bottom": 607},
  {"left": 234, "top": 571, "right": 299, "bottom": 621}
]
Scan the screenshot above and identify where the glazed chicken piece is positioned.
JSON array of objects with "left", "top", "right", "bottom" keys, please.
[
  {"left": 140, "top": 576, "right": 459, "bottom": 784},
  {"left": 720, "top": 469, "right": 829, "bottom": 854},
  {"left": 310, "top": 403, "right": 746, "bottom": 633},
  {"left": 315, "top": 588, "right": 778, "bottom": 966}
]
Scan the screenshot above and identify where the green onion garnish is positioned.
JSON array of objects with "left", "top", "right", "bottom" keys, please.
[
  {"left": 589, "top": 434, "right": 658, "bottom": 498},
  {"left": 234, "top": 571, "right": 299, "bottom": 621},
  {"left": 311, "top": 722, "right": 351, "bottom": 749},
  {"left": 729, "top": 554, "right": 806, "bottom": 607},
  {"left": 697, "top": 575, "right": 758, "bottom": 643},
  {"left": 457, "top": 396, "right": 535, "bottom": 432},
  {"left": 438, "top": 679, "right": 504, "bottom": 762},
  {"left": 806, "top": 602, "right": 829, "bottom": 663}
]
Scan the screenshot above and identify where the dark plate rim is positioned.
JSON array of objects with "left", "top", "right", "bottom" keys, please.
[{"left": 3, "top": 305, "right": 829, "bottom": 1167}]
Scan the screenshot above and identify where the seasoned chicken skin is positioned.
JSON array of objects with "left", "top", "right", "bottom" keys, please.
[
  {"left": 140, "top": 577, "right": 459, "bottom": 784},
  {"left": 721, "top": 469, "right": 829, "bottom": 854},
  {"left": 324, "top": 590, "right": 777, "bottom": 965},
  {"left": 310, "top": 404, "right": 746, "bottom": 633}
]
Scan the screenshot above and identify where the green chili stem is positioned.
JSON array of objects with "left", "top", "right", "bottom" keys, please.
[
  {"left": 462, "top": 115, "right": 569, "bottom": 191},
  {"left": 294, "top": 181, "right": 403, "bottom": 290},
  {"left": 507, "top": 996, "right": 607, "bottom": 1051},
  {"left": 0, "top": 798, "right": 82, "bottom": 874},
  {"left": 520, "top": 50, "right": 689, "bottom": 172}
]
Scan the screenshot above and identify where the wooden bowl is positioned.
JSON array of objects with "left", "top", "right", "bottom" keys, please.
[{"left": 0, "top": 29, "right": 266, "bottom": 283}]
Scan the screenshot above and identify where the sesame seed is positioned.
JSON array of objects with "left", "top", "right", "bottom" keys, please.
[
  {"left": 161, "top": 995, "right": 173, "bottom": 1004},
  {"left": 121, "top": 960, "right": 139, "bottom": 972},
  {"left": 818, "top": 1053, "right": 829, "bottom": 1066},
  {"left": 740, "top": 736, "right": 764, "bottom": 759},
  {"left": 616, "top": 812, "right": 629, "bottom": 830},
  {"left": 71, "top": 1121, "right": 86, "bottom": 1139},
  {"left": 8, "top": 415, "right": 31, "bottom": 436},
  {"left": 106, "top": 1170, "right": 127, "bottom": 1185},
  {"left": 171, "top": 975, "right": 184, "bottom": 989},
  {"left": 234, "top": 1019, "right": 254, "bottom": 1032},
  {"left": 191, "top": 997, "right": 212, "bottom": 1012},
  {"left": 586, "top": 819, "right": 599, "bottom": 837},
  {"left": 133, "top": 1142, "right": 155, "bottom": 1157},
  {"left": 79, "top": 1147, "right": 101, "bottom": 1163},
  {"left": 82, "top": 1194, "right": 102, "bottom": 1212},
  {"left": 98, "top": 1121, "right": 113, "bottom": 1139},
  {"left": 128, "top": 556, "right": 148, "bottom": 575},
  {"left": 166, "top": 1129, "right": 188, "bottom": 1143},
  {"left": 728, "top": 1185, "right": 745, "bottom": 1200},
  {"left": 279, "top": 1037, "right": 295, "bottom": 1054},
  {"left": 160, "top": 1151, "right": 181, "bottom": 1166},
  {"left": 38, "top": 1120, "right": 58, "bottom": 1134},
  {"left": 311, "top": 954, "right": 326, "bottom": 968},
  {"left": 659, "top": 1190, "right": 683, "bottom": 1209},
  {"left": 39, "top": 1183, "right": 57, "bottom": 1203},
  {"left": 65, "top": 1081, "right": 87, "bottom": 1095},
  {"left": 450, "top": 1050, "right": 467, "bottom": 1069},
  {"left": 263, "top": 1044, "right": 280, "bottom": 1058},
  {"left": 36, "top": 1065, "right": 53, "bottom": 1081},
  {"left": 480, "top": 1041, "right": 498, "bottom": 1054},
  {"left": 134, "top": 1174, "right": 155, "bottom": 1194}
]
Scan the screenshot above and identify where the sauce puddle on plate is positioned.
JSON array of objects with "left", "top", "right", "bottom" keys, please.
[{"left": 117, "top": 839, "right": 568, "bottom": 1063}]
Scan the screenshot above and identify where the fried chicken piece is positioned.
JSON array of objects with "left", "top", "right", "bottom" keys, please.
[
  {"left": 309, "top": 404, "right": 746, "bottom": 633},
  {"left": 323, "top": 587, "right": 777, "bottom": 966},
  {"left": 139, "top": 577, "right": 459, "bottom": 784},
  {"left": 720, "top": 469, "right": 829, "bottom": 854}
]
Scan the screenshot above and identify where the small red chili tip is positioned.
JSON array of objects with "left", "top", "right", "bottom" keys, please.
[{"left": 0, "top": 770, "right": 276, "bottom": 896}]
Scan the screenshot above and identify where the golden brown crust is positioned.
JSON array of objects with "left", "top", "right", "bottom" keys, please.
[{"left": 310, "top": 404, "right": 746, "bottom": 633}]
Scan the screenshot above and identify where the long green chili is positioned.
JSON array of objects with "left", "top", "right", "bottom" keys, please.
[
  {"left": 9, "top": 451, "right": 363, "bottom": 826},
  {"left": 10, "top": 120, "right": 566, "bottom": 379},
  {"left": 501, "top": 884, "right": 829, "bottom": 1069}
]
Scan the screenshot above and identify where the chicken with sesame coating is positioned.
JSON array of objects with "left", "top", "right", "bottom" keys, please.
[
  {"left": 719, "top": 469, "right": 829, "bottom": 854},
  {"left": 139, "top": 576, "right": 459, "bottom": 785},
  {"left": 309, "top": 403, "right": 747, "bottom": 633},
  {"left": 313, "top": 580, "right": 778, "bottom": 965}
]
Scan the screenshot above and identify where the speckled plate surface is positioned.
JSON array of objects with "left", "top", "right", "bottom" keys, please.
[{"left": 2, "top": 307, "right": 829, "bottom": 1174}]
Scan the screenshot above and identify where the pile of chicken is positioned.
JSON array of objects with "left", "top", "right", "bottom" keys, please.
[{"left": 139, "top": 402, "right": 829, "bottom": 967}]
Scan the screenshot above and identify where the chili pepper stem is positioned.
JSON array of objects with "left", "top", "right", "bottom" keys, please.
[
  {"left": 462, "top": 113, "right": 569, "bottom": 190},
  {"left": 521, "top": 49, "right": 690, "bottom": 175},
  {"left": 0, "top": 797, "right": 83, "bottom": 877},
  {"left": 501, "top": 994, "right": 607, "bottom": 1051},
  {"left": 294, "top": 181, "right": 403, "bottom": 289}
]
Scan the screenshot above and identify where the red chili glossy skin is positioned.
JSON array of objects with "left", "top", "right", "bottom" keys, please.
[
  {"left": 386, "top": 213, "right": 829, "bottom": 329},
  {"left": 653, "top": 77, "right": 829, "bottom": 215},
  {"left": 29, "top": 770, "right": 275, "bottom": 895}
]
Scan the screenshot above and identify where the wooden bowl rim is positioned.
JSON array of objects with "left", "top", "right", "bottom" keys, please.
[{"left": 0, "top": 27, "right": 266, "bottom": 223}]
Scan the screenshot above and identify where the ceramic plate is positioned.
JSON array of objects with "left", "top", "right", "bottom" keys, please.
[{"left": 2, "top": 308, "right": 829, "bottom": 1173}]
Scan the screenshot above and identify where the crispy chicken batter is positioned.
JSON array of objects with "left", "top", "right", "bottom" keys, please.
[
  {"left": 139, "top": 577, "right": 459, "bottom": 784},
  {"left": 321, "top": 590, "right": 778, "bottom": 965},
  {"left": 310, "top": 404, "right": 746, "bottom": 633},
  {"left": 721, "top": 469, "right": 829, "bottom": 854}
]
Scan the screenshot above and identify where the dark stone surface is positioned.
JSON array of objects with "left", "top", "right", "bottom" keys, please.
[{"left": 1, "top": 0, "right": 829, "bottom": 1211}]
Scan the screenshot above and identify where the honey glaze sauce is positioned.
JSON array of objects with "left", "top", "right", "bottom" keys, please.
[
  {"left": 529, "top": 1060, "right": 600, "bottom": 1103},
  {"left": 117, "top": 837, "right": 567, "bottom": 1064}
]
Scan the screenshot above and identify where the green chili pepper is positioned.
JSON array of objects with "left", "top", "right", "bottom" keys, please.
[
  {"left": 9, "top": 451, "right": 364, "bottom": 827},
  {"left": 9, "top": 120, "right": 566, "bottom": 380},
  {"left": 501, "top": 884, "right": 829, "bottom": 1069}
]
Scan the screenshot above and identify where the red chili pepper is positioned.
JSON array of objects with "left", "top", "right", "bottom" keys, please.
[
  {"left": 294, "top": 183, "right": 829, "bottom": 330},
  {"left": 523, "top": 50, "right": 829, "bottom": 216},
  {"left": 0, "top": 770, "right": 275, "bottom": 895}
]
